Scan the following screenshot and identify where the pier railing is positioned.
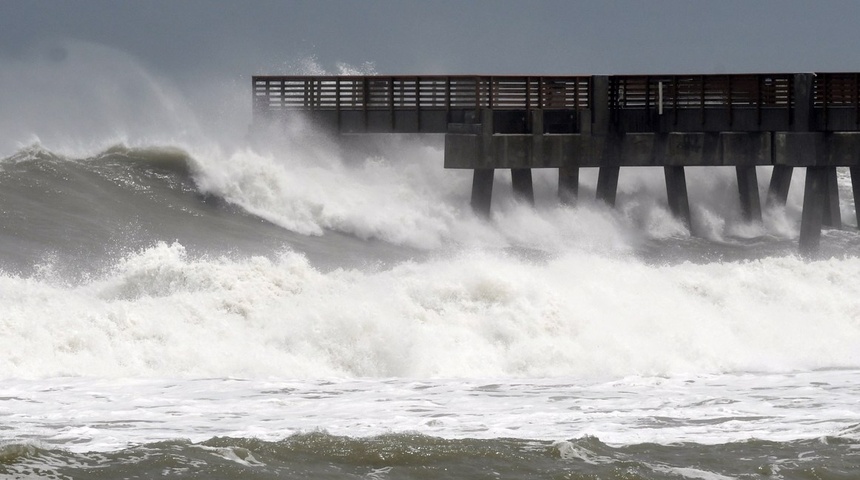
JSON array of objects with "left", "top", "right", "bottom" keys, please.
[
  {"left": 815, "top": 73, "right": 860, "bottom": 127},
  {"left": 609, "top": 74, "right": 793, "bottom": 109},
  {"left": 252, "top": 74, "right": 800, "bottom": 111},
  {"left": 253, "top": 73, "right": 860, "bottom": 132},
  {"left": 252, "top": 75, "right": 591, "bottom": 111}
]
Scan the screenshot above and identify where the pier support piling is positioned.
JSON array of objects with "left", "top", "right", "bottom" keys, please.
[
  {"left": 471, "top": 169, "right": 495, "bottom": 217},
  {"left": 799, "top": 167, "right": 827, "bottom": 254},
  {"left": 558, "top": 166, "right": 579, "bottom": 205},
  {"left": 823, "top": 167, "right": 842, "bottom": 228},
  {"left": 736, "top": 166, "right": 763, "bottom": 223},
  {"left": 767, "top": 165, "right": 793, "bottom": 207},
  {"left": 664, "top": 166, "right": 693, "bottom": 230},
  {"left": 511, "top": 168, "right": 535, "bottom": 205},
  {"left": 852, "top": 167, "right": 860, "bottom": 228},
  {"left": 596, "top": 167, "right": 620, "bottom": 207}
]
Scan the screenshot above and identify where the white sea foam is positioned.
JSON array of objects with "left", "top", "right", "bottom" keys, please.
[
  {"left": 1, "top": 241, "right": 859, "bottom": 379},
  {"left": 186, "top": 123, "right": 824, "bottom": 254},
  {"left": 2, "top": 370, "right": 859, "bottom": 452}
]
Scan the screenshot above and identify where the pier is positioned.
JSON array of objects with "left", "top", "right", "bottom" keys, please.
[{"left": 252, "top": 73, "right": 860, "bottom": 253}]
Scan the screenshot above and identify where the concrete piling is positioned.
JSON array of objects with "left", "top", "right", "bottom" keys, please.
[
  {"left": 664, "top": 166, "right": 693, "bottom": 230},
  {"left": 767, "top": 165, "right": 793, "bottom": 206},
  {"left": 511, "top": 168, "right": 535, "bottom": 205},
  {"left": 736, "top": 166, "right": 763, "bottom": 223},
  {"left": 558, "top": 166, "right": 579, "bottom": 205},
  {"left": 596, "top": 167, "right": 620, "bottom": 207},
  {"left": 593, "top": 76, "right": 619, "bottom": 207},
  {"left": 471, "top": 169, "right": 494, "bottom": 217},
  {"left": 794, "top": 73, "right": 828, "bottom": 254},
  {"left": 799, "top": 167, "right": 828, "bottom": 254},
  {"left": 823, "top": 167, "right": 842, "bottom": 228},
  {"left": 852, "top": 167, "right": 860, "bottom": 228}
]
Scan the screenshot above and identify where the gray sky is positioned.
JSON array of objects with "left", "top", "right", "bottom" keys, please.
[
  {"left": 3, "top": 0, "right": 860, "bottom": 153},
  {"left": 4, "top": 0, "right": 860, "bottom": 82}
]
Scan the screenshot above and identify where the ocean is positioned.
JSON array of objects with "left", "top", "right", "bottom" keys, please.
[{"left": 2, "top": 108, "right": 860, "bottom": 478}]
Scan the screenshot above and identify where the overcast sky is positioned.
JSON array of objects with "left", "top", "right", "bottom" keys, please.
[
  {"left": 4, "top": 0, "right": 860, "bottom": 83},
  {"left": 3, "top": 0, "right": 860, "bottom": 153}
]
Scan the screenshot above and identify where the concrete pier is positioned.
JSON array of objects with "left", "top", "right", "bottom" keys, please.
[
  {"left": 471, "top": 169, "right": 494, "bottom": 217},
  {"left": 558, "top": 166, "right": 579, "bottom": 205},
  {"left": 664, "top": 166, "right": 692, "bottom": 229},
  {"left": 511, "top": 169, "right": 535, "bottom": 205},
  {"left": 596, "top": 167, "right": 620, "bottom": 207},
  {"left": 800, "top": 167, "right": 828, "bottom": 254},
  {"left": 852, "top": 167, "right": 860, "bottom": 228},
  {"left": 767, "top": 165, "right": 793, "bottom": 206},
  {"left": 823, "top": 167, "right": 842, "bottom": 228},
  {"left": 736, "top": 166, "right": 762, "bottom": 223},
  {"left": 254, "top": 72, "right": 860, "bottom": 252}
]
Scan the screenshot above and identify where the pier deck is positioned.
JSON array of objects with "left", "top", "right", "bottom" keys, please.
[{"left": 253, "top": 73, "right": 860, "bottom": 253}]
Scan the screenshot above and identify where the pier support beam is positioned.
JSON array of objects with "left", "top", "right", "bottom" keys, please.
[
  {"left": 665, "top": 166, "right": 692, "bottom": 230},
  {"left": 511, "top": 169, "right": 535, "bottom": 205},
  {"left": 799, "top": 167, "right": 827, "bottom": 255},
  {"left": 736, "top": 166, "right": 763, "bottom": 223},
  {"left": 823, "top": 167, "right": 842, "bottom": 228},
  {"left": 596, "top": 167, "right": 620, "bottom": 207},
  {"left": 769, "top": 74, "right": 811, "bottom": 214},
  {"left": 471, "top": 169, "right": 494, "bottom": 217},
  {"left": 852, "top": 167, "right": 860, "bottom": 228},
  {"left": 767, "top": 165, "right": 793, "bottom": 206},
  {"left": 593, "top": 76, "right": 619, "bottom": 208},
  {"left": 558, "top": 166, "right": 579, "bottom": 205}
]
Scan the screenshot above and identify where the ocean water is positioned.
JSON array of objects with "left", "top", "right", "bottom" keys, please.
[
  {"left": 1, "top": 133, "right": 859, "bottom": 479},
  {"left": 2, "top": 47, "right": 860, "bottom": 479}
]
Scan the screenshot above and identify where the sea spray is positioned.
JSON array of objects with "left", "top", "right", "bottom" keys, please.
[{"left": 0, "top": 40, "right": 205, "bottom": 157}]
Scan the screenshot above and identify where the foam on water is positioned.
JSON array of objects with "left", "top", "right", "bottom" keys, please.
[
  {"left": 2, "top": 370, "right": 859, "bottom": 452},
  {"left": 189, "top": 135, "right": 474, "bottom": 249},
  {"left": 189, "top": 126, "right": 819, "bottom": 252},
  {"left": 7, "top": 45, "right": 857, "bottom": 383},
  {"left": 2, "top": 239, "right": 859, "bottom": 379}
]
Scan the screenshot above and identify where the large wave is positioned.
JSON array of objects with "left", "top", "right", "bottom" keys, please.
[
  {"left": 2, "top": 240, "right": 859, "bottom": 379},
  {"left": 2, "top": 41, "right": 859, "bottom": 381}
]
